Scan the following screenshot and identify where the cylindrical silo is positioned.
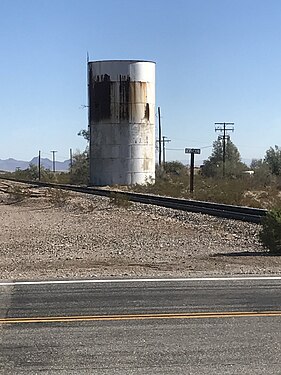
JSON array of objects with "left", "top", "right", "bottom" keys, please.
[{"left": 88, "top": 60, "right": 156, "bottom": 186}]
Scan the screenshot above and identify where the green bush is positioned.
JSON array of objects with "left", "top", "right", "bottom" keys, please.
[{"left": 259, "top": 209, "right": 281, "bottom": 254}]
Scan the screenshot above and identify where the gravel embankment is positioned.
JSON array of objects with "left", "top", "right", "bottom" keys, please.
[{"left": 0, "top": 184, "right": 280, "bottom": 281}]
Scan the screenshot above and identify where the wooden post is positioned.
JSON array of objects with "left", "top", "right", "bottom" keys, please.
[
  {"left": 190, "top": 152, "right": 195, "bottom": 194},
  {"left": 38, "top": 150, "right": 41, "bottom": 181}
]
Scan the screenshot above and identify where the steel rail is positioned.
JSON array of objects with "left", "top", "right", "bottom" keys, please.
[{"left": 0, "top": 177, "right": 267, "bottom": 223}]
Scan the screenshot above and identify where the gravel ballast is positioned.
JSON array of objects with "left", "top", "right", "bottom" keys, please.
[{"left": 0, "top": 184, "right": 280, "bottom": 281}]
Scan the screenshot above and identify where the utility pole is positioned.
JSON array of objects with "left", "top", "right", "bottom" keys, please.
[
  {"left": 162, "top": 136, "right": 171, "bottom": 165},
  {"left": 158, "top": 107, "right": 162, "bottom": 166},
  {"left": 69, "top": 148, "right": 73, "bottom": 173},
  {"left": 87, "top": 54, "right": 91, "bottom": 185},
  {"left": 38, "top": 150, "right": 41, "bottom": 181},
  {"left": 50, "top": 150, "right": 57, "bottom": 173},
  {"left": 215, "top": 122, "right": 234, "bottom": 177}
]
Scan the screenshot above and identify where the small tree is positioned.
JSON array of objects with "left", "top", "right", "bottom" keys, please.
[
  {"left": 201, "top": 139, "right": 246, "bottom": 178},
  {"left": 250, "top": 159, "right": 263, "bottom": 169},
  {"left": 78, "top": 129, "right": 90, "bottom": 142},
  {"left": 70, "top": 128, "right": 90, "bottom": 184},
  {"left": 250, "top": 158, "right": 273, "bottom": 187},
  {"left": 69, "top": 150, "right": 89, "bottom": 185},
  {"left": 264, "top": 145, "right": 281, "bottom": 176}
]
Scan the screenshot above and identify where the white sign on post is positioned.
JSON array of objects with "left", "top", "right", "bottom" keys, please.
[{"left": 185, "top": 148, "right": 201, "bottom": 154}]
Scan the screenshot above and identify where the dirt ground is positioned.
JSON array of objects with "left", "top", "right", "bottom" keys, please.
[{"left": 0, "top": 184, "right": 280, "bottom": 281}]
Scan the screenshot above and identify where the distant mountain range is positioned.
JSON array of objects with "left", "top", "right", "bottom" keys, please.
[
  {"left": 0, "top": 156, "right": 253, "bottom": 173},
  {"left": 0, "top": 157, "right": 70, "bottom": 172}
]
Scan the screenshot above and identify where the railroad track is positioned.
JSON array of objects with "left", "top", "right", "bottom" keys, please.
[{"left": 0, "top": 177, "right": 267, "bottom": 223}]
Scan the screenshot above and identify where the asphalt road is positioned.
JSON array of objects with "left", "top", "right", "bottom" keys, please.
[{"left": 1, "top": 277, "right": 281, "bottom": 374}]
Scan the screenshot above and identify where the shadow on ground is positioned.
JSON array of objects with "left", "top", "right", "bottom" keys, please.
[{"left": 212, "top": 251, "right": 280, "bottom": 257}]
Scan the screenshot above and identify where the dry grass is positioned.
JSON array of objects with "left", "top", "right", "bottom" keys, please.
[{"left": 131, "top": 171, "right": 281, "bottom": 209}]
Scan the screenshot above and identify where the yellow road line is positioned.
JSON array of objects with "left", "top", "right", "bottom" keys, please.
[{"left": 1, "top": 311, "right": 281, "bottom": 324}]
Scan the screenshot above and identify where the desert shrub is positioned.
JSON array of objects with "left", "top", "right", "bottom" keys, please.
[
  {"left": 248, "top": 160, "right": 274, "bottom": 188},
  {"left": 188, "top": 175, "right": 247, "bottom": 205},
  {"left": 14, "top": 164, "right": 39, "bottom": 180},
  {"left": 259, "top": 209, "right": 281, "bottom": 254},
  {"left": 46, "top": 188, "right": 70, "bottom": 207},
  {"left": 109, "top": 192, "right": 131, "bottom": 208},
  {"left": 163, "top": 161, "right": 187, "bottom": 176},
  {"left": 7, "top": 185, "right": 31, "bottom": 203},
  {"left": 46, "top": 172, "right": 70, "bottom": 184},
  {"left": 10, "top": 164, "right": 62, "bottom": 183},
  {"left": 131, "top": 163, "right": 189, "bottom": 198}
]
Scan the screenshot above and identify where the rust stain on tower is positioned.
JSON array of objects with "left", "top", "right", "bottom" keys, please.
[{"left": 89, "top": 72, "right": 111, "bottom": 121}]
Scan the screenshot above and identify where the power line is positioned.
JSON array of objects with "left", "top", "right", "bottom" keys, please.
[
  {"left": 167, "top": 145, "right": 213, "bottom": 151},
  {"left": 166, "top": 148, "right": 184, "bottom": 151}
]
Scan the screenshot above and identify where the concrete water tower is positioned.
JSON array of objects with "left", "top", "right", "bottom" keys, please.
[{"left": 88, "top": 60, "right": 156, "bottom": 186}]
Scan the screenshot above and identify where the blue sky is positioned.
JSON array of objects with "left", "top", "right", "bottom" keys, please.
[{"left": 1, "top": 0, "right": 281, "bottom": 164}]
